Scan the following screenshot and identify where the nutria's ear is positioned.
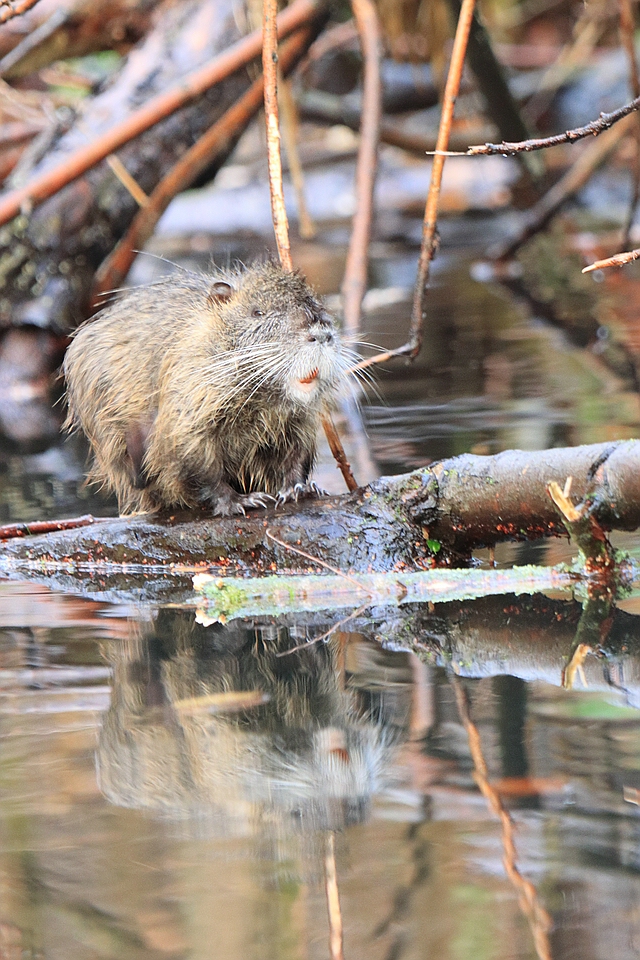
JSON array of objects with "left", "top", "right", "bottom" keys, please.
[{"left": 208, "top": 281, "right": 233, "bottom": 304}]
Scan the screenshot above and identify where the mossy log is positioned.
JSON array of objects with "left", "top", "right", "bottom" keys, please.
[{"left": 0, "top": 439, "right": 639, "bottom": 602}]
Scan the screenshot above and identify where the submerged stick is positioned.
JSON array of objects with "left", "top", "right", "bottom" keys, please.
[{"left": 193, "top": 565, "right": 577, "bottom": 623}]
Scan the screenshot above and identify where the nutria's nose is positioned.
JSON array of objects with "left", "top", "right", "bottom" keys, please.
[{"left": 307, "top": 327, "right": 334, "bottom": 344}]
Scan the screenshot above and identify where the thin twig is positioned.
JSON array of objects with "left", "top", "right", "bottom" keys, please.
[
  {"left": 324, "top": 832, "right": 345, "bottom": 960},
  {"left": 582, "top": 246, "right": 640, "bottom": 272},
  {"left": 320, "top": 411, "right": 358, "bottom": 491},
  {"left": 619, "top": 0, "right": 640, "bottom": 249},
  {"left": 276, "top": 603, "right": 369, "bottom": 656},
  {"left": 451, "top": 677, "right": 553, "bottom": 960},
  {"left": 0, "top": 514, "right": 103, "bottom": 541},
  {"left": 0, "top": 0, "right": 322, "bottom": 228},
  {"left": 265, "top": 528, "right": 370, "bottom": 590},
  {"left": 461, "top": 93, "right": 640, "bottom": 157},
  {"left": 263, "top": 0, "right": 293, "bottom": 271},
  {"left": 342, "top": 0, "right": 477, "bottom": 372},
  {"left": 410, "top": 0, "right": 477, "bottom": 358},
  {"left": 492, "top": 113, "right": 636, "bottom": 261},
  {"left": 341, "top": 0, "right": 381, "bottom": 338},
  {"left": 104, "top": 155, "right": 149, "bottom": 208},
  {"left": 92, "top": 28, "right": 313, "bottom": 302},
  {"left": 0, "top": 0, "right": 42, "bottom": 24}
]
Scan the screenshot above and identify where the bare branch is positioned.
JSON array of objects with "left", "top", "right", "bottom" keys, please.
[
  {"left": 410, "top": 0, "right": 478, "bottom": 357},
  {"left": 461, "top": 93, "right": 640, "bottom": 157},
  {"left": 341, "top": 0, "right": 382, "bottom": 338},
  {"left": 263, "top": 0, "right": 292, "bottom": 271}
]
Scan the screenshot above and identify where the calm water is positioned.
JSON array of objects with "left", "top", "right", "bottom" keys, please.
[{"left": 1, "top": 221, "right": 640, "bottom": 960}]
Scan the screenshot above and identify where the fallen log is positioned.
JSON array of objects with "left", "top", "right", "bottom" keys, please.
[{"left": 0, "top": 439, "right": 638, "bottom": 603}]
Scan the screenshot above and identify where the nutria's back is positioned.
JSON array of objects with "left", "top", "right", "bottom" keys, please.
[{"left": 64, "top": 262, "right": 348, "bottom": 515}]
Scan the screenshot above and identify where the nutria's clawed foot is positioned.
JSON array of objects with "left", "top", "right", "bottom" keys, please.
[
  {"left": 213, "top": 488, "right": 275, "bottom": 516},
  {"left": 275, "top": 481, "right": 326, "bottom": 507}
]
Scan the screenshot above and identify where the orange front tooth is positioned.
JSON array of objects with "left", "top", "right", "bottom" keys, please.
[{"left": 299, "top": 367, "right": 319, "bottom": 385}]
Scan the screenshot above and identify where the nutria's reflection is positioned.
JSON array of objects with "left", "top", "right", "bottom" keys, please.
[{"left": 97, "top": 610, "right": 414, "bottom": 833}]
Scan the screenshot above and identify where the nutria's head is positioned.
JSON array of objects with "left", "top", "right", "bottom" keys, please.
[{"left": 205, "top": 263, "right": 346, "bottom": 408}]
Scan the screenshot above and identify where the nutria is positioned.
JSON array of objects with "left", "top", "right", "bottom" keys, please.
[{"left": 64, "top": 262, "right": 349, "bottom": 515}]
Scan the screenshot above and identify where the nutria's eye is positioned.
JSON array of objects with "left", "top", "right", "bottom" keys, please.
[
  {"left": 208, "top": 281, "right": 233, "bottom": 304},
  {"left": 251, "top": 307, "right": 264, "bottom": 319}
]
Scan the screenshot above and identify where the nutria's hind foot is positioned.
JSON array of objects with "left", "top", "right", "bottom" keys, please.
[{"left": 275, "top": 481, "right": 326, "bottom": 508}]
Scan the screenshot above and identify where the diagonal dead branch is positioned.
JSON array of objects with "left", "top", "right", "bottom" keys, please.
[{"left": 0, "top": 0, "right": 322, "bottom": 229}]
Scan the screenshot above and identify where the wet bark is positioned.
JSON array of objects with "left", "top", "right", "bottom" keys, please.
[
  {"left": 0, "top": 440, "right": 638, "bottom": 603},
  {"left": 0, "top": 0, "right": 255, "bottom": 335}
]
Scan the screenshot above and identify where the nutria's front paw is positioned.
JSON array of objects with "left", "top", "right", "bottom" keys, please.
[
  {"left": 203, "top": 484, "right": 274, "bottom": 516},
  {"left": 275, "top": 481, "right": 326, "bottom": 507}
]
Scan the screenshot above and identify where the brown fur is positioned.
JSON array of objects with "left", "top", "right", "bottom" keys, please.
[{"left": 64, "top": 262, "right": 348, "bottom": 515}]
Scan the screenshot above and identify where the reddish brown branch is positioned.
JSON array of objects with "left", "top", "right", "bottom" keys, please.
[
  {"left": 0, "top": 514, "right": 100, "bottom": 541},
  {"left": 320, "top": 412, "right": 358, "bottom": 492},
  {"left": 92, "top": 28, "right": 314, "bottom": 302},
  {"left": 342, "top": 0, "right": 477, "bottom": 373},
  {"left": 409, "top": 0, "right": 477, "bottom": 358},
  {"left": 260, "top": 1, "right": 354, "bottom": 490},
  {"left": 263, "top": 0, "right": 293, "bottom": 272},
  {"left": 0, "top": 0, "right": 42, "bottom": 23},
  {"left": 0, "top": 0, "right": 322, "bottom": 229},
  {"left": 340, "top": 0, "right": 382, "bottom": 338}
]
